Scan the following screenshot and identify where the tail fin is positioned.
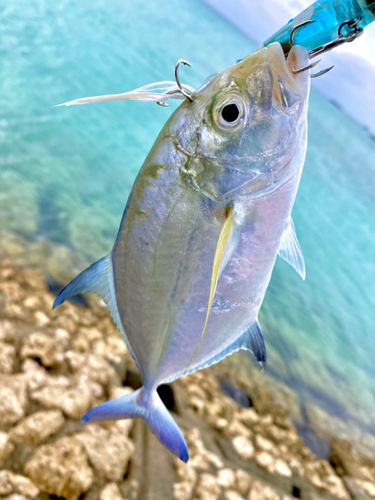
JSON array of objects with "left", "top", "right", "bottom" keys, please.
[{"left": 82, "top": 387, "right": 189, "bottom": 462}]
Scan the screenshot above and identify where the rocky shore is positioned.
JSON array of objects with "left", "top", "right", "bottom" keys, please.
[{"left": 0, "top": 257, "right": 374, "bottom": 500}]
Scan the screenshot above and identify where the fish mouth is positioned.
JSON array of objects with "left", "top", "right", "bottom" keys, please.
[{"left": 266, "top": 42, "right": 310, "bottom": 97}]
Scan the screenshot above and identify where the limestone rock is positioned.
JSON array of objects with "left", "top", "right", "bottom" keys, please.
[
  {"left": 31, "top": 383, "right": 92, "bottom": 420},
  {"left": 173, "top": 481, "right": 194, "bottom": 500},
  {"left": 0, "top": 375, "right": 28, "bottom": 426},
  {"left": 256, "top": 452, "right": 292, "bottom": 478},
  {"left": 76, "top": 424, "right": 134, "bottom": 481},
  {"left": 175, "top": 459, "right": 198, "bottom": 486},
  {"left": 9, "top": 409, "right": 65, "bottom": 445},
  {"left": 248, "top": 481, "right": 280, "bottom": 500},
  {"left": 20, "top": 332, "right": 63, "bottom": 367},
  {"left": 0, "top": 341, "right": 16, "bottom": 374},
  {"left": 0, "top": 432, "right": 15, "bottom": 464},
  {"left": 24, "top": 436, "right": 93, "bottom": 500},
  {"left": 0, "top": 471, "right": 39, "bottom": 498},
  {"left": 235, "top": 470, "right": 252, "bottom": 496},
  {"left": 232, "top": 436, "right": 255, "bottom": 460},
  {"left": 224, "top": 490, "right": 245, "bottom": 500},
  {"left": 100, "top": 482, "right": 125, "bottom": 500},
  {"left": 3, "top": 494, "right": 28, "bottom": 500},
  {"left": 21, "top": 358, "right": 49, "bottom": 392},
  {"left": 255, "top": 435, "right": 279, "bottom": 455},
  {"left": 217, "top": 468, "right": 236, "bottom": 489},
  {"left": 32, "top": 311, "right": 50, "bottom": 327},
  {"left": 196, "top": 473, "right": 221, "bottom": 500},
  {"left": 0, "top": 320, "right": 17, "bottom": 343}
]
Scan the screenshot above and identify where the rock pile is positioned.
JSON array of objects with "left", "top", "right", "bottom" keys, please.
[{"left": 0, "top": 257, "right": 374, "bottom": 500}]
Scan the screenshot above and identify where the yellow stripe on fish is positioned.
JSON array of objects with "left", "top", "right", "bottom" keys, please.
[{"left": 185, "top": 205, "right": 236, "bottom": 372}]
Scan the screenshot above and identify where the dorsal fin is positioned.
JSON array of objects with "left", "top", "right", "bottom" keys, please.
[
  {"left": 278, "top": 217, "right": 305, "bottom": 280},
  {"left": 185, "top": 206, "right": 238, "bottom": 372}
]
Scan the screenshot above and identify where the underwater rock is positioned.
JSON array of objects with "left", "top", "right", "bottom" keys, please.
[
  {"left": 24, "top": 436, "right": 93, "bottom": 500},
  {"left": 0, "top": 171, "right": 38, "bottom": 236}
]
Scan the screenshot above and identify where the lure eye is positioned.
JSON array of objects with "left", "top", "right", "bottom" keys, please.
[{"left": 212, "top": 94, "right": 247, "bottom": 133}]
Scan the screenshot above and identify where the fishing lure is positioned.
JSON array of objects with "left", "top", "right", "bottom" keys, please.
[{"left": 263, "top": 0, "right": 375, "bottom": 76}]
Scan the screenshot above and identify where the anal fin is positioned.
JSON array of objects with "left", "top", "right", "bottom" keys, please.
[
  {"left": 166, "top": 319, "right": 266, "bottom": 383},
  {"left": 278, "top": 217, "right": 305, "bottom": 280}
]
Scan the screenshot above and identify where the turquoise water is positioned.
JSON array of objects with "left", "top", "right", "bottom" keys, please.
[{"left": 1, "top": 0, "right": 374, "bottom": 448}]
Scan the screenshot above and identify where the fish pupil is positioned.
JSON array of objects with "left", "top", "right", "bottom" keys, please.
[{"left": 221, "top": 103, "right": 239, "bottom": 123}]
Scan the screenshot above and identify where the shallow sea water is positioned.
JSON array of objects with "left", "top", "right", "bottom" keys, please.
[{"left": 1, "top": 0, "right": 374, "bottom": 450}]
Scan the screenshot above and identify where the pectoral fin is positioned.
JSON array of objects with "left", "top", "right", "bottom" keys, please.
[
  {"left": 278, "top": 217, "right": 305, "bottom": 280},
  {"left": 185, "top": 206, "right": 238, "bottom": 371},
  {"left": 53, "top": 254, "right": 136, "bottom": 361}
]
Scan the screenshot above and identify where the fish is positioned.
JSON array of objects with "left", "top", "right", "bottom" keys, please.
[{"left": 53, "top": 42, "right": 310, "bottom": 462}]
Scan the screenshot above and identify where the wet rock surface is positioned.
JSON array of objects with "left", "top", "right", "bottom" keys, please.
[{"left": 0, "top": 258, "right": 373, "bottom": 500}]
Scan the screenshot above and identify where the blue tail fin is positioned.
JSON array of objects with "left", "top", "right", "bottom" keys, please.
[{"left": 82, "top": 387, "right": 189, "bottom": 462}]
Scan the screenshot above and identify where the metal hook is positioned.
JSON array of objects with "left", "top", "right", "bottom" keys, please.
[
  {"left": 175, "top": 59, "right": 193, "bottom": 102},
  {"left": 292, "top": 59, "right": 320, "bottom": 75},
  {"left": 310, "top": 65, "right": 334, "bottom": 78},
  {"left": 290, "top": 20, "right": 316, "bottom": 47}
]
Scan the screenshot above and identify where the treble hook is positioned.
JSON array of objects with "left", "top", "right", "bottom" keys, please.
[
  {"left": 290, "top": 20, "right": 334, "bottom": 78},
  {"left": 290, "top": 19, "right": 315, "bottom": 47},
  {"left": 175, "top": 59, "right": 194, "bottom": 102}
]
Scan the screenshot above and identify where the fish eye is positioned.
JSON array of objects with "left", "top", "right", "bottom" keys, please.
[
  {"left": 212, "top": 94, "right": 247, "bottom": 133},
  {"left": 221, "top": 103, "right": 240, "bottom": 123}
]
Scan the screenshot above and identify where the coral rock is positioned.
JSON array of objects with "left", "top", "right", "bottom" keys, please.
[
  {"left": 248, "top": 481, "right": 280, "bottom": 500},
  {"left": 196, "top": 473, "right": 221, "bottom": 500},
  {"left": 235, "top": 469, "right": 252, "bottom": 496},
  {"left": 217, "top": 468, "right": 237, "bottom": 489},
  {"left": 232, "top": 436, "right": 255, "bottom": 460},
  {"left": 9, "top": 409, "right": 65, "bottom": 445},
  {"left": 0, "top": 432, "right": 15, "bottom": 464},
  {"left": 0, "top": 341, "right": 16, "bottom": 374},
  {"left": 224, "top": 490, "right": 245, "bottom": 500},
  {"left": 173, "top": 481, "right": 194, "bottom": 500},
  {"left": 100, "top": 482, "right": 125, "bottom": 500},
  {"left": 76, "top": 424, "right": 134, "bottom": 481},
  {"left": 0, "top": 471, "right": 39, "bottom": 498},
  {"left": 24, "top": 436, "right": 93, "bottom": 500},
  {"left": 0, "top": 375, "right": 28, "bottom": 426},
  {"left": 31, "top": 383, "right": 92, "bottom": 420},
  {"left": 0, "top": 320, "right": 17, "bottom": 343},
  {"left": 20, "top": 332, "right": 63, "bottom": 367}
]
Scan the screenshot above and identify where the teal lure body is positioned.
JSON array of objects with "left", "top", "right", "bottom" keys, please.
[
  {"left": 54, "top": 43, "right": 311, "bottom": 461},
  {"left": 263, "top": 0, "right": 375, "bottom": 56}
]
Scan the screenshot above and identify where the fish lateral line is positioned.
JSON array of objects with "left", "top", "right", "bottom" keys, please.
[{"left": 184, "top": 204, "right": 237, "bottom": 373}]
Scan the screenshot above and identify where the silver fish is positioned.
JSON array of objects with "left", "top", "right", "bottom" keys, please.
[{"left": 54, "top": 42, "right": 310, "bottom": 462}]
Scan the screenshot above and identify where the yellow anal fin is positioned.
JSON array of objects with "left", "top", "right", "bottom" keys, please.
[{"left": 185, "top": 206, "right": 236, "bottom": 373}]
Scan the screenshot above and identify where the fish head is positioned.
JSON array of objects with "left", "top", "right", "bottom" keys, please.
[{"left": 174, "top": 42, "right": 311, "bottom": 199}]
